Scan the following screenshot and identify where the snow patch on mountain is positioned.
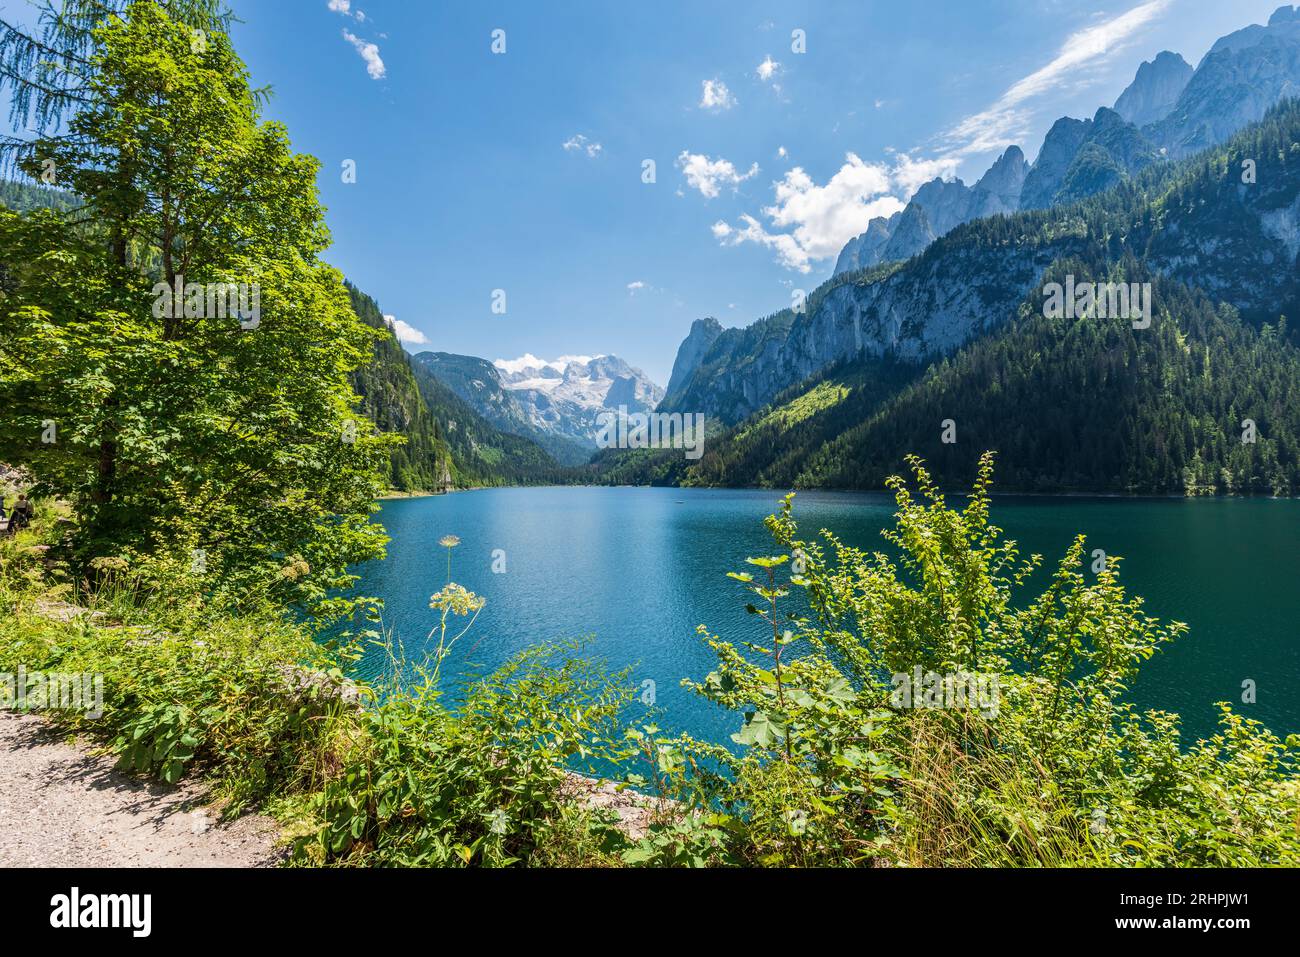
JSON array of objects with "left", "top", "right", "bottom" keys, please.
[{"left": 492, "top": 354, "right": 665, "bottom": 447}]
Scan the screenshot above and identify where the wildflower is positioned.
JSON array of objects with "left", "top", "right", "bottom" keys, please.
[
  {"left": 88, "top": 556, "right": 130, "bottom": 575},
  {"left": 279, "top": 557, "right": 311, "bottom": 581},
  {"left": 438, "top": 534, "right": 461, "bottom": 583},
  {"left": 429, "top": 583, "right": 485, "bottom": 616}
]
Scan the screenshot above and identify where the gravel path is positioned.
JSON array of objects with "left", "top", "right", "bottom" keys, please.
[{"left": 0, "top": 712, "right": 284, "bottom": 867}]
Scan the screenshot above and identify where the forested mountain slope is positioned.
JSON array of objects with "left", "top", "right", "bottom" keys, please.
[
  {"left": 347, "top": 285, "right": 567, "bottom": 489},
  {"left": 661, "top": 100, "right": 1300, "bottom": 428},
  {"left": 346, "top": 283, "right": 455, "bottom": 492},
  {"left": 618, "top": 103, "right": 1300, "bottom": 496}
]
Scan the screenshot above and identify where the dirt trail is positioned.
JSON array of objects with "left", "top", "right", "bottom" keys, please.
[{"left": 0, "top": 712, "right": 283, "bottom": 868}]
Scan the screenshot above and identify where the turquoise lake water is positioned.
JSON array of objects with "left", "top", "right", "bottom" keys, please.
[{"left": 355, "top": 486, "right": 1300, "bottom": 745}]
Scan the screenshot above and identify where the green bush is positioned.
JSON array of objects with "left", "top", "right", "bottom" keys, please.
[{"left": 629, "top": 453, "right": 1300, "bottom": 867}]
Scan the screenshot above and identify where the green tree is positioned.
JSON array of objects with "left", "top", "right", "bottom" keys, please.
[{"left": 0, "top": 2, "right": 389, "bottom": 610}]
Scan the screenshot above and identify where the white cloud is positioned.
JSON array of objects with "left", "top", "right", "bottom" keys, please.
[
  {"left": 699, "top": 78, "right": 737, "bottom": 111},
  {"left": 676, "top": 151, "right": 759, "bottom": 199},
  {"left": 328, "top": 0, "right": 366, "bottom": 21},
  {"left": 777, "top": 146, "right": 788, "bottom": 160},
  {"left": 756, "top": 55, "right": 781, "bottom": 82},
  {"left": 942, "top": 0, "right": 1171, "bottom": 159},
  {"left": 713, "top": 214, "right": 816, "bottom": 272},
  {"left": 889, "top": 152, "right": 962, "bottom": 196},
  {"left": 341, "top": 29, "right": 385, "bottom": 79},
  {"left": 714, "top": 153, "right": 906, "bottom": 272},
  {"left": 713, "top": 152, "right": 954, "bottom": 272},
  {"left": 627, "top": 281, "right": 647, "bottom": 294},
  {"left": 385, "top": 315, "right": 427, "bottom": 345},
  {"left": 562, "top": 134, "right": 603, "bottom": 158}
]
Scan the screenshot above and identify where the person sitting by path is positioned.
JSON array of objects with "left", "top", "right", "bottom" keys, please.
[{"left": 10, "top": 494, "right": 32, "bottom": 530}]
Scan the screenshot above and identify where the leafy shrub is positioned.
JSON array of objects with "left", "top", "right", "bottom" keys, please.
[{"left": 633, "top": 453, "right": 1300, "bottom": 867}]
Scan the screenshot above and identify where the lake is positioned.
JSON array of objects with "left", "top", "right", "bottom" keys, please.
[{"left": 356, "top": 486, "right": 1300, "bottom": 746}]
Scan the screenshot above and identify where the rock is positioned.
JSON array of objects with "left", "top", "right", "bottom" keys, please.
[
  {"left": 832, "top": 146, "right": 1027, "bottom": 277},
  {"left": 834, "top": 214, "right": 898, "bottom": 275},
  {"left": 1113, "top": 51, "right": 1193, "bottom": 127},
  {"left": 1146, "top": 7, "right": 1300, "bottom": 159},
  {"left": 561, "top": 772, "right": 669, "bottom": 840},
  {"left": 1020, "top": 116, "right": 1092, "bottom": 210}
]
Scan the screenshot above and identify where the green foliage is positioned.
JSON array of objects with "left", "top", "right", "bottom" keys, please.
[
  {"left": 0, "top": 529, "right": 357, "bottom": 813},
  {"left": 0, "top": 1, "right": 233, "bottom": 143},
  {"left": 631, "top": 454, "right": 1300, "bottom": 866},
  {"left": 0, "top": 180, "right": 79, "bottom": 213},
  {"left": 309, "top": 643, "right": 632, "bottom": 867},
  {"left": 345, "top": 283, "right": 456, "bottom": 493},
  {"left": 0, "top": 3, "right": 389, "bottom": 605}
]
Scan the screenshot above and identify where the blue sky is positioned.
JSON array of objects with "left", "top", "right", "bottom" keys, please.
[{"left": 127, "top": 2, "right": 1300, "bottom": 382}]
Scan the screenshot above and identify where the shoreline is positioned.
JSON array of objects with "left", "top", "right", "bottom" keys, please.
[{"left": 377, "top": 483, "right": 1297, "bottom": 504}]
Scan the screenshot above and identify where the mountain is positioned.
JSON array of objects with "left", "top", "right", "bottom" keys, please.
[
  {"left": 967, "top": 144, "right": 1030, "bottom": 216},
  {"left": 833, "top": 214, "right": 896, "bottom": 274},
  {"left": 491, "top": 354, "right": 664, "bottom": 449},
  {"left": 836, "top": 8, "right": 1300, "bottom": 278},
  {"left": 1020, "top": 108, "right": 1159, "bottom": 209},
  {"left": 404, "top": 359, "right": 570, "bottom": 487},
  {"left": 664, "top": 316, "right": 723, "bottom": 401},
  {"left": 346, "top": 284, "right": 456, "bottom": 493},
  {"left": 0, "top": 180, "right": 79, "bottom": 213},
  {"left": 1018, "top": 117, "right": 1092, "bottom": 210},
  {"left": 1147, "top": 5, "right": 1300, "bottom": 159},
  {"left": 347, "top": 286, "right": 567, "bottom": 490},
  {"left": 411, "top": 352, "right": 590, "bottom": 466},
  {"left": 1030, "top": 7, "right": 1300, "bottom": 201},
  {"left": 679, "top": 269, "right": 1300, "bottom": 496},
  {"left": 832, "top": 146, "right": 1027, "bottom": 275},
  {"left": 659, "top": 98, "right": 1300, "bottom": 430},
  {"left": 1113, "top": 51, "right": 1193, "bottom": 127},
  {"left": 614, "top": 102, "right": 1300, "bottom": 495}
]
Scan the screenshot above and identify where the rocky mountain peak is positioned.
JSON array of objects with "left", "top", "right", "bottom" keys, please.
[
  {"left": 969, "top": 145, "right": 1029, "bottom": 215},
  {"left": 1020, "top": 116, "right": 1092, "bottom": 210},
  {"left": 1150, "top": 6, "right": 1300, "bottom": 159},
  {"left": 665, "top": 316, "right": 724, "bottom": 399},
  {"left": 1113, "top": 51, "right": 1193, "bottom": 127}
]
